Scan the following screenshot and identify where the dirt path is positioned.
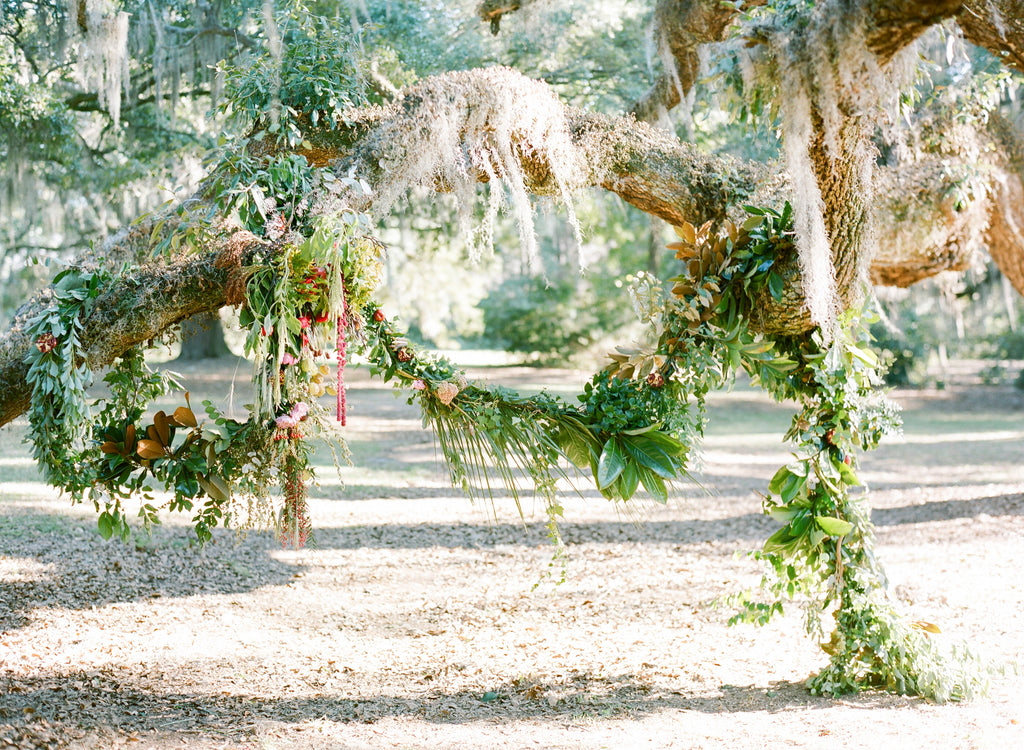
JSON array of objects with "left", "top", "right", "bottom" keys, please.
[{"left": 1, "top": 359, "right": 1022, "bottom": 749}]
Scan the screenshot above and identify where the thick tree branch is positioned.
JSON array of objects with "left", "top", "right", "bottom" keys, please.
[
  {"left": 0, "top": 226, "right": 267, "bottom": 428},
  {"left": 630, "top": 0, "right": 756, "bottom": 123},
  {"left": 959, "top": 0, "right": 1024, "bottom": 76},
  {"left": 284, "top": 69, "right": 763, "bottom": 227},
  {"left": 2, "top": 8, "right": 1024, "bottom": 425}
]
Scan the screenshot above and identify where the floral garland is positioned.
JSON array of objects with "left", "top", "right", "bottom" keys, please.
[
  {"left": 21, "top": 197, "right": 996, "bottom": 700},
  {"left": 630, "top": 204, "right": 993, "bottom": 701},
  {"left": 234, "top": 211, "right": 382, "bottom": 545}
]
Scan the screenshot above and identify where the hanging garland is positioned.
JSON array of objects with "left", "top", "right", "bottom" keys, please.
[{"left": 22, "top": 198, "right": 998, "bottom": 700}]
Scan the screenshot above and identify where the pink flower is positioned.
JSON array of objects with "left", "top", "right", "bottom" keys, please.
[
  {"left": 289, "top": 402, "right": 309, "bottom": 421},
  {"left": 298, "top": 316, "right": 311, "bottom": 329},
  {"left": 435, "top": 382, "right": 459, "bottom": 406},
  {"left": 412, "top": 379, "right": 427, "bottom": 391},
  {"left": 281, "top": 352, "right": 298, "bottom": 366},
  {"left": 275, "top": 414, "right": 298, "bottom": 429}
]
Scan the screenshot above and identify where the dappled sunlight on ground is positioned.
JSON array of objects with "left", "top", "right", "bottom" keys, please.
[{"left": 1, "top": 359, "right": 1023, "bottom": 748}]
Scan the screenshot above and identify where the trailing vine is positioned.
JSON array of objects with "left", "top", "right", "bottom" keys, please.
[{"left": 24, "top": 267, "right": 111, "bottom": 486}]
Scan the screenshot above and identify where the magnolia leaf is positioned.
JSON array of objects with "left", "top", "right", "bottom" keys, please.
[
  {"left": 198, "top": 474, "right": 231, "bottom": 503},
  {"left": 619, "top": 460, "right": 640, "bottom": 499},
  {"left": 171, "top": 406, "right": 198, "bottom": 429},
  {"left": 621, "top": 436, "right": 677, "bottom": 479},
  {"left": 673, "top": 222, "right": 696, "bottom": 244},
  {"left": 100, "top": 442, "right": 121, "bottom": 455},
  {"left": 636, "top": 464, "right": 668, "bottom": 502},
  {"left": 152, "top": 411, "right": 171, "bottom": 446},
  {"left": 672, "top": 281, "right": 695, "bottom": 298},
  {"left": 137, "top": 439, "right": 166, "bottom": 460},
  {"left": 596, "top": 439, "right": 626, "bottom": 489}
]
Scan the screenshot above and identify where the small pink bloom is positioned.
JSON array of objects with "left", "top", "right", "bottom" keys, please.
[
  {"left": 281, "top": 352, "right": 298, "bottom": 366},
  {"left": 435, "top": 381, "right": 459, "bottom": 406},
  {"left": 298, "top": 316, "right": 311, "bottom": 329},
  {"left": 289, "top": 402, "right": 309, "bottom": 421},
  {"left": 412, "top": 379, "right": 427, "bottom": 391},
  {"left": 275, "top": 414, "right": 298, "bottom": 429}
]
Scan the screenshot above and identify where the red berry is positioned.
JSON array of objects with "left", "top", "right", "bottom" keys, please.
[{"left": 373, "top": 309, "right": 385, "bottom": 323}]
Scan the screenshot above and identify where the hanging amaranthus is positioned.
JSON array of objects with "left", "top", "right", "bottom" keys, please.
[{"left": 337, "top": 278, "right": 347, "bottom": 425}]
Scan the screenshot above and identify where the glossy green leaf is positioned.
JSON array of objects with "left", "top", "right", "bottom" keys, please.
[
  {"left": 815, "top": 516, "right": 853, "bottom": 536},
  {"left": 97, "top": 512, "right": 114, "bottom": 540},
  {"left": 596, "top": 439, "right": 626, "bottom": 489}
]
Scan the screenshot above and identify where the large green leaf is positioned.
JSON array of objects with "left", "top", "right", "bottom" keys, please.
[
  {"left": 621, "top": 435, "right": 679, "bottom": 479},
  {"left": 815, "top": 516, "right": 853, "bottom": 536},
  {"left": 97, "top": 511, "right": 114, "bottom": 540},
  {"left": 596, "top": 438, "right": 627, "bottom": 489},
  {"left": 635, "top": 464, "right": 668, "bottom": 502},
  {"left": 618, "top": 461, "right": 640, "bottom": 499},
  {"left": 553, "top": 417, "right": 600, "bottom": 469}
]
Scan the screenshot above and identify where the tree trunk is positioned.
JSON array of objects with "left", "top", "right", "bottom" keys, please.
[{"left": 176, "top": 311, "right": 231, "bottom": 361}]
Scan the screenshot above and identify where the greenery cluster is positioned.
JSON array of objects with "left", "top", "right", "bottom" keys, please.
[
  {"left": 21, "top": 211, "right": 385, "bottom": 547},
  {"left": 595, "top": 204, "right": 992, "bottom": 701},
  {"left": 221, "top": 4, "right": 369, "bottom": 139}
]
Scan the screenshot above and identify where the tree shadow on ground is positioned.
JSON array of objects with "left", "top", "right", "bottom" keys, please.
[
  {"left": 0, "top": 511, "right": 295, "bottom": 632},
  {"left": 0, "top": 506, "right": 775, "bottom": 631},
  {"left": 872, "top": 493, "right": 1024, "bottom": 525},
  {"left": 8, "top": 492, "right": 1017, "bottom": 632},
  {"left": 306, "top": 517, "right": 776, "bottom": 551},
  {"left": 0, "top": 668, "right": 865, "bottom": 745}
]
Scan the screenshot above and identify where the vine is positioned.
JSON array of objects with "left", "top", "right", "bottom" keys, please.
[{"left": 24, "top": 267, "right": 113, "bottom": 486}]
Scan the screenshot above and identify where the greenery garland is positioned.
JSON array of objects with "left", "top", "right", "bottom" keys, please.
[
  {"left": 24, "top": 267, "right": 110, "bottom": 485},
  {"left": 21, "top": 198, "right": 1000, "bottom": 701}
]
